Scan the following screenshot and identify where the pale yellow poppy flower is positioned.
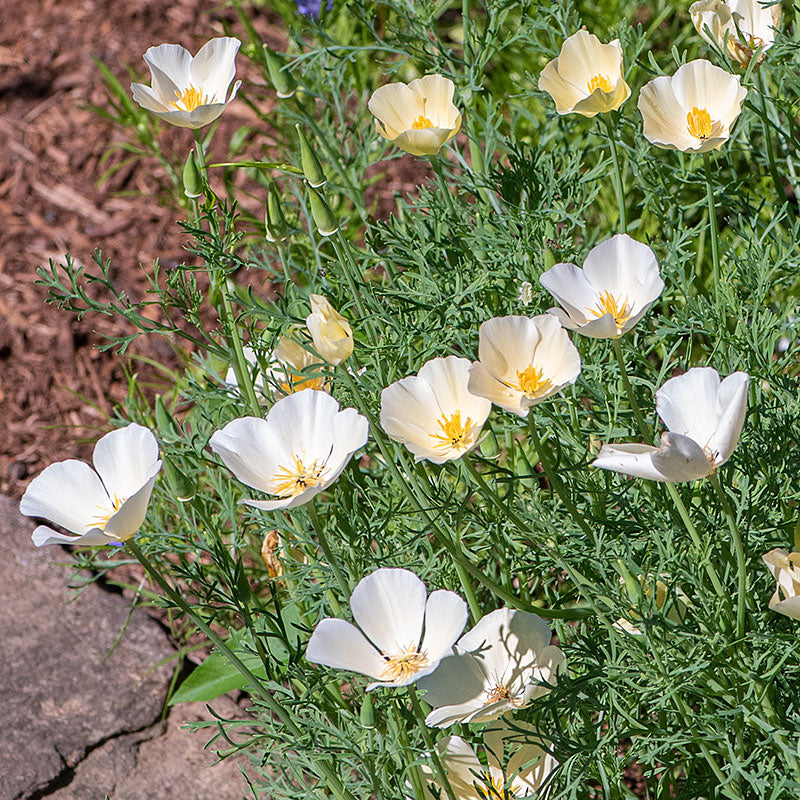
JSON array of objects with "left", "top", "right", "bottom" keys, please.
[
  {"left": 637, "top": 59, "right": 746, "bottom": 153},
  {"left": 306, "top": 295, "right": 354, "bottom": 365},
  {"left": 762, "top": 549, "right": 800, "bottom": 621},
  {"left": 538, "top": 30, "right": 631, "bottom": 117},
  {"left": 691, "top": 0, "right": 782, "bottom": 67},
  {"left": 368, "top": 74, "right": 461, "bottom": 156}
]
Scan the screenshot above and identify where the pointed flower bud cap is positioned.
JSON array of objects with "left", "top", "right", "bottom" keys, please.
[
  {"left": 690, "top": 0, "right": 781, "bottom": 67},
  {"left": 306, "top": 294, "right": 353, "bottom": 365},
  {"left": 762, "top": 549, "right": 800, "bottom": 621},
  {"left": 296, "top": 124, "right": 327, "bottom": 188},
  {"left": 368, "top": 74, "right": 461, "bottom": 157},
  {"left": 539, "top": 234, "right": 664, "bottom": 339},
  {"left": 131, "top": 37, "right": 242, "bottom": 129},
  {"left": 264, "top": 46, "right": 296, "bottom": 99},
  {"left": 538, "top": 30, "right": 631, "bottom": 117},
  {"left": 592, "top": 367, "right": 750, "bottom": 482},
  {"left": 381, "top": 356, "right": 492, "bottom": 464},
  {"left": 265, "top": 182, "right": 289, "bottom": 242},
  {"left": 467, "top": 314, "right": 581, "bottom": 417},
  {"left": 182, "top": 149, "right": 204, "bottom": 198},
  {"left": 420, "top": 730, "right": 557, "bottom": 799},
  {"left": 19, "top": 423, "right": 162, "bottom": 547},
  {"left": 307, "top": 187, "right": 339, "bottom": 236},
  {"left": 306, "top": 567, "right": 468, "bottom": 690},
  {"left": 417, "top": 607, "right": 565, "bottom": 727},
  {"left": 638, "top": 59, "right": 746, "bottom": 153},
  {"left": 209, "top": 389, "right": 367, "bottom": 510}
]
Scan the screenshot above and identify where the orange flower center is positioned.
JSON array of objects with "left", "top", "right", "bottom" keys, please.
[
  {"left": 172, "top": 84, "right": 206, "bottom": 112},
  {"left": 381, "top": 645, "right": 429, "bottom": 681},
  {"left": 686, "top": 106, "right": 713, "bottom": 140},
  {"left": 431, "top": 410, "right": 476, "bottom": 451},
  {"left": 271, "top": 454, "right": 327, "bottom": 497},
  {"left": 411, "top": 115, "right": 434, "bottom": 130},
  {"left": 587, "top": 73, "right": 612, "bottom": 94},
  {"left": 89, "top": 494, "right": 125, "bottom": 530},
  {"left": 515, "top": 365, "right": 553, "bottom": 399},
  {"left": 587, "top": 291, "right": 632, "bottom": 329}
]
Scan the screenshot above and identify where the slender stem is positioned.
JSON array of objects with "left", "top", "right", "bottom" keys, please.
[
  {"left": 757, "top": 71, "right": 786, "bottom": 207},
  {"left": 408, "top": 685, "right": 458, "bottom": 800},
  {"left": 307, "top": 501, "right": 352, "bottom": 598},
  {"left": 128, "top": 540, "right": 355, "bottom": 800},
  {"left": 603, "top": 115, "right": 627, "bottom": 234},
  {"left": 331, "top": 232, "right": 380, "bottom": 346},
  {"left": 611, "top": 338, "right": 648, "bottom": 439},
  {"left": 429, "top": 156, "right": 458, "bottom": 217},
  {"left": 709, "top": 472, "right": 747, "bottom": 639},
  {"left": 527, "top": 417, "right": 593, "bottom": 538},
  {"left": 394, "top": 705, "right": 426, "bottom": 800},
  {"left": 702, "top": 151, "right": 720, "bottom": 307}
]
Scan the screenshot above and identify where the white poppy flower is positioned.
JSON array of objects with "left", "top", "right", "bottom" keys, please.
[
  {"left": 131, "top": 38, "right": 242, "bottom": 129},
  {"left": 762, "top": 549, "right": 800, "bottom": 621},
  {"left": 368, "top": 74, "right": 462, "bottom": 157},
  {"left": 380, "top": 356, "right": 492, "bottom": 464},
  {"left": 467, "top": 315, "right": 581, "bottom": 417},
  {"left": 306, "top": 294, "right": 354, "bottom": 365},
  {"left": 691, "top": 0, "right": 782, "bottom": 67},
  {"left": 593, "top": 367, "right": 749, "bottom": 482},
  {"left": 420, "top": 730, "right": 557, "bottom": 800},
  {"left": 306, "top": 567, "right": 468, "bottom": 690},
  {"left": 417, "top": 608, "right": 566, "bottom": 728},
  {"left": 209, "top": 389, "right": 367, "bottom": 510},
  {"left": 614, "top": 575, "right": 690, "bottom": 636},
  {"left": 19, "top": 423, "right": 161, "bottom": 547},
  {"left": 539, "top": 234, "right": 664, "bottom": 339},
  {"left": 538, "top": 30, "right": 631, "bottom": 117},
  {"left": 637, "top": 59, "right": 747, "bottom": 153}
]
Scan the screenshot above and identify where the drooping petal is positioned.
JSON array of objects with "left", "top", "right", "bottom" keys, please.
[
  {"left": 706, "top": 371, "right": 749, "bottom": 466},
  {"left": 391, "top": 127, "right": 455, "bottom": 157},
  {"left": 92, "top": 423, "right": 160, "bottom": 500},
  {"left": 190, "top": 37, "right": 240, "bottom": 103},
  {"left": 103, "top": 466, "right": 161, "bottom": 541},
  {"left": 306, "top": 618, "right": 387, "bottom": 679},
  {"left": 420, "top": 589, "right": 469, "bottom": 663},
  {"left": 418, "top": 652, "right": 488, "bottom": 726},
  {"left": 31, "top": 526, "right": 116, "bottom": 548},
  {"left": 130, "top": 82, "right": 170, "bottom": 112},
  {"left": 20, "top": 460, "right": 111, "bottom": 536},
  {"left": 349, "top": 568, "right": 427, "bottom": 655},
  {"left": 539, "top": 261, "right": 599, "bottom": 324}
]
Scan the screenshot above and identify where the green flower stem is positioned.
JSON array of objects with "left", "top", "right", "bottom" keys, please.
[
  {"left": 429, "top": 155, "right": 458, "bottom": 217},
  {"left": 394, "top": 704, "right": 426, "bottom": 800},
  {"left": 709, "top": 472, "right": 748, "bottom": 639},
  {"left": 526, "top": 416, "right": 593, "bottom": 539},
  {"left": 331, "top": 232, "right": 380, "bottom": 346},
  {"left": 407, "top": 685, "right": 458, "bottom": 800},
  {"left": 757, "top": 71, "right": 786, "bottom": 207},
  {"left": 128, "top": 539, "right": 356, "bottom": 800},
  {"left": 307, "top": 501, "right": 352, "bottom": 598},
  {"left": 611, "top": 338, "right": 648, "bottom": 438},
  {"left": 702, "top": 151, "right": 720, "bottom": 307},
  {"left": 602, "top": 115, "right": 627, "bottom": 235}
]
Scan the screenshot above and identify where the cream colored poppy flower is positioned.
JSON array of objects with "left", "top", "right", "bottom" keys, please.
[
  {"left": 209, "top": 389, "right": 368, "bottom": 510},
  {"left": 637, "top": 59, "right": 747, "bottom": 153},
  {"left": 306, "top": 567, "right": 468, "bottom": 690},
  {"left": 306, "top": 294, "right": 354, "bottom": 365},
  {"left": 368, "top": 74, "right": 462, "bottom": 157},
  {"left": 614, "top": 575, "right": 690, "bottom": 636},
  {"left": 20, "top": 424, "right": 161, "bottom": 546},
  {"left": 540, "top": 234, "right": 664, "bottom": 339},
  {"left": 380, "top": 356, "right": 491, "bottom": 464},
  {"left": 762, "top": 549, "right": 800, "bottom": 621},
  {"left": 420, "top": 729, "right": 557, "bottom": 800},
  {"left": 468, "top": 315, "right": 581, "bottom": 417},
  {"left": 131, "top": 38, "right": 242, "bottom": 129},
  {"left": 538, "top": 30, "right": 631, "bottom": 117},
  {"left": 417, "top": 608, "right": 565, "bottom": 728},
  {"left": 593, "top": 367, "right": 749, "bottom": 482},
  {"left": 691, "top": 0, "right": 782, "bottom": 67}
]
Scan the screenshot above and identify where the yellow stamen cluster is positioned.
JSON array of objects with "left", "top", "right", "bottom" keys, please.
[
  {"left": 477, "top": 772, "right": 516, "bottom": 800},
  {"left": 431, "top": 411, "right": 476, "bottom": 451},
  {"left": 172, "top": 85, "right": 206, "bottom": 112},
  {"left": 278, "top": 373, "right": 326, "bottom": 395},
  {"left": 89, "top": 494, "right": 125, "bottom": 529},
  {"left": 411, "top": 115, "right": 434, "bottom": 130},
  {"left": 587, "top": 73, "right": 612, "bottom": 94},
  {"left": 686, "top": 106, "right": 712, "bottom": 140},
  {"left": 515, "top": 365, "right": 553, "bottom": 399},
  {"left": 587, "top": 291, "right": 632, "bottom": 329},
  {"left": 381, "top": 645, "right": 429, "bottom": 682},
  {"left": 271, "top": 454, "right": 327, "bottom": 498},
  {"left": 485, "top": 684, "right": 513, "bottom": 704}
]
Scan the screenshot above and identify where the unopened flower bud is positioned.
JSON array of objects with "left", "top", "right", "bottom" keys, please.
[
  {"left": 307, "top": 187, "right": 338, "bottom": 236},
  {"left": 162, "top": 457, "right": 196, "bottom": 502},
  {"left": 182, "top": 150, "right": 204, "bottom": 199},
  {"left": 306, "top": 294, "right": 353, "bottom": 364},
  {"left": 265, "top": 182, "right": 289, "bottom": 242},
  {"left": 296, "top": 124, "right": 326, "bottom": 188},
  {"left": 264, "top": 46, "right": 296, "bottom": 99},
  {"left": 359, "top": 691, "right": 376, "bottom": 729}
]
